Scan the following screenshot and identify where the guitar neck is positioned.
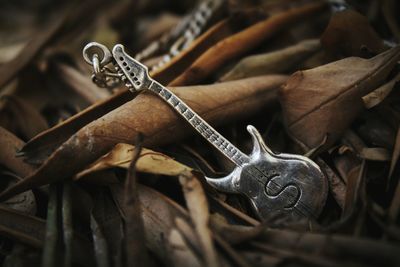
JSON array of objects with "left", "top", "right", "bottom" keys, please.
[{"left": 148, "top": 80, "right": 249, "bottom": 167}]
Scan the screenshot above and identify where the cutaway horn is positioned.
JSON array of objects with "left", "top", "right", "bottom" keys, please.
[
  {"left": 247, "top": 125, "right": 274, "bottom": 156},
  {"left": 205, "top": 170, "right": 239, "bottom": 193}
]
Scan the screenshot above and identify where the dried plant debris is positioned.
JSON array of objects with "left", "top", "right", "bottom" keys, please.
[{"left": 0, "top": 1, "right": 400, "bottom": 267}]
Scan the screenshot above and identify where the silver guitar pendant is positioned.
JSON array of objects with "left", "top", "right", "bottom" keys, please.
[{"left": 83, "top": 42, "right": 328, "bottom": 221}]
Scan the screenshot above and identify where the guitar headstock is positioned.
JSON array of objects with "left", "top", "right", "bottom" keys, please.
[{"left": 112, "top": 44, "right": 152, "bottom": 92}]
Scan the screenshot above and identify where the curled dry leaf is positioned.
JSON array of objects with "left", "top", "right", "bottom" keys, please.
[
  {"left": 220, "top": 39, "right": 320, "bottom": 81},
  {"left": 153, "top": 9, "right": 266, "bottom": 84},
  {"left": 179, "top": 171, "right": 219, "bottom": 267},
  {"left": 41, "top": 185, "right": 58, "bottom": 267},
  {"left": 20, "top": 89, "right": 135, "bottom": 164},
  {"left": 0, "top": 9, "right": 68, "bottom": 88},
  {"left": 280, "top": 46, "right": 400, "bottom": 150},
  {"left": 110, "top": 184, "right": 191, "bottom": 263},
  {"left": 0, "top": 127, "right": 35, "bottom": 177},
  {"left": 1, "top": 173, "right": 37, "bottom": 215},
  {"left": 343, "top": 165, "right": 362, "bottom": 217},
  {"left": 169, "top": 2, "right": 328, "bottom": 86},
  {"left": 359, "top": 147, "right": 391, "bottom": 161},
  {"left": 0, "top": 95, "right": 48, "bottom": 141},
  {"left": 54, "top": 63, "right": 111, "bottom": 104},
  {"left": 0, "top": 127, "right": 37, "bottom": 214},
  {"left": 389, "top": 126, "right": 400, "bottom": 180},
  {"left": 320, "top": 9, "right": 386, "bottom": 58},
  {"left": 167, "top": 229, "right": 202, "bottom": 267},
  {"left": 362, "top": 72, "right": 400, "bottom": 109},
  {"left": 382, "top": 0, "right": 400, "bottom": 41},
  {"left": 317, "top": 158, "right": 346, "bottom": 209},
  {"left": 75, "top": 143, "right": 192, "bottom": 180},
  {"left": 123, "top": 140, "right": 149, "bottom": 267},
  {"left": 0, "top": 205, "right": 45, "bottom": 248},
  {"left": 0, "top": 75, "right": 286, "bottom": 200}
]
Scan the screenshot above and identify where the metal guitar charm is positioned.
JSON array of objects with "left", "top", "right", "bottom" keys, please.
[{"left": 83, "top": 42, "right": 328, "bottom": 221}]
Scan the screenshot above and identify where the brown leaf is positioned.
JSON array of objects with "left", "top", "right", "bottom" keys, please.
[
  {"left": 362, "top": 72, "right": 400, "bottom": 109},
  {"left": 20, "top": 89, "right": 135, "bottom": 164},
  {"left": 0, "top": 10, "right": 68, "bottom": 88},
  {"left": 0, "top": 95, "right": 48, "bottom": 140},
  {"left": 167, "top": 229, "right": 202, "bottom": 267},
  {"left": 169, "top": 2, "right": 328, "bottom": 86},
  {"left": 320, "top": 9, "right": 386, "bottom": 58},
  {"left": 382, "top": 0, "right": 400, "bottom": 41},
  {"left": 0, "top": 205, "right": 45, "bottom": 248},
  {"left": 359, "top": 147, "right": 391, "bottom": 161},
  {"left": 75, "top": 143, "right": 192, "bottom": 180},
  {"left": 0, "top": 126, "right": 35, "bottom": 177},
  {"left": 257, "top": 226, "right": 400, "bottom": 266},
  {"left": 179, "top": 171, "right": 219, "bottom": 267},
  {"left": 1, "top": 172, "right": 37, "bottom": 215},
  {"left": 123, "top": 137, "right": 149, "bottom": 267},
  {"left": 54, "top": 63, "right": 111, "bottom": 104},
  {"left": 110, "top": 184, "right": 191, "bottom": 263},
  {"left": 153, "top": 9, "right": 266, "bottom": 84},
  {"left": 0, "top": 75, "right": 286, "bottom": 200},
  {"left": 317, "top": 158, "right": 346, "bottom": 209},
  {"left": 343, "top": 165, "right": 362, "bottom": 218},
  {"left": 389, "top": 126, "right": 400, "bottom": 181},
  {"left": 220, "top": 39, "right": 321, "bottom": 81},
  {"left": 280, "top": 46, "right": 400, "bottom": 149}
]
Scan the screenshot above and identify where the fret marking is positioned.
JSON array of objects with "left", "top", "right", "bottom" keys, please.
[
  {"left": 160, "top": 89, "right": 172, "bottom": 100},
  {"left": 183, "top": 109, "right": 194, "bottom": 120},
  {"left": 149, "top": 80, "right": 249, "bottom": 167},
  {"left": 169, "top": 96, "right": 179, "bottom": 107},
  {"left": 177, "top": 103, "right": 187, "bottom": 113}
]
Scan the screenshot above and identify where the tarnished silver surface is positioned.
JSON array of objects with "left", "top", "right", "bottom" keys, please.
[{"left": 83, "top": 42, "right": 328, "bottom": 221}]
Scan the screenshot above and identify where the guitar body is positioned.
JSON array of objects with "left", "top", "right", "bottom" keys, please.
[{"left": 206, "top": 126, "right": 328, "bottom": 221}]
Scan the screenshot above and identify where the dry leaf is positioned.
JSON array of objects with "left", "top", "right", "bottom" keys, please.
[
  {"left": 220, "top": 39, "right": 320, "bottom": 81},
  {"left": 382, "top": 0, "right": 400, "bottom": 41},
  {"left": 0, "top": 205, "right": 45, "bottom": 248},
  {"left": 123, "top": 140, "right": 149, "bottom": 267},
  {"left": 343, "top": 165, "right": 362, "bottom": 217},
  {"left": 169, "top": 2, "right": 328, "bottom": 86},
  {"left": 54, "top": 63, "right": 111, "bottom": 104},
  {"left": 75, "top": 143, "right": 192, "bottom": 180},
  {"left": 320, "top": 9, "right": 386, "bottom": 57},
  {"left": 0, "top": 95, "right": 48, "bottom": 140},
  {"left": 0, "top": 75, "right": 286, "bottom": 200},
  {"left": 317, "top": 158, "right": 346, "bottom": 209},
  {"left": 179, "top": 171, "right": 219, "bottom": 267},
  {"left": 110, "top": 184, "right": 191, "bottom": 263},
  {"left": 0, "top": 127, "right": 35, "bottom": 177},
  {"left": 20, "top": 88, "right": 135, "bottom": 164},
  {"left": 389, "top": 126, "right": 400, "bottom": 181},
  {"left": 280, "top": 46, "right": 400, "bottom": 149},
  {"left": 359, "top": 147, "right": 391, "bottom": 161},
  {"left": 153, "top": 9, "right": 266, "bottom": 84},
  {"left": 362, "top": 72, "right": 400, "bottom": 109},
  {"left": 167, "top": 229, "right": 202, "bottom": 267},
  {"left": 0, "top": 10, "right": 69, "bottom": 88}
]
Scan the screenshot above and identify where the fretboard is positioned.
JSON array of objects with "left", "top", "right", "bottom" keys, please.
[{"left": 148, "top": 80, "right": 249, "bottom": 167}]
